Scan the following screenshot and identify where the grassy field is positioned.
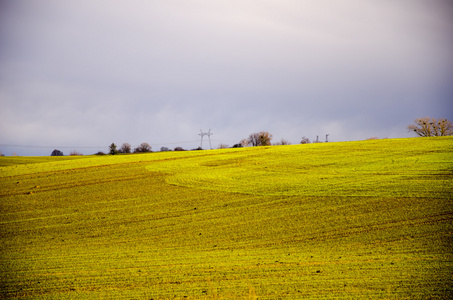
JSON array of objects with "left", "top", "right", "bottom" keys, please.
[{"left": 0, "top": 137, "right": 452, "bottom": 299}]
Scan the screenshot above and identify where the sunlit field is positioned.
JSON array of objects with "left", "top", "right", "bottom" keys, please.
[{"left": 1, "top": 137, "right": 452, "bottom": 299}]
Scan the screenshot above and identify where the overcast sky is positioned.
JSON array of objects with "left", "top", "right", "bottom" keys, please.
[{"left": 1, "top": 0, "right": 452, "bottom": 155}]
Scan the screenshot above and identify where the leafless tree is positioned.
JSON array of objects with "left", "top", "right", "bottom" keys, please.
[
  {"left": 408, "top": 118, "right": 453, "bottom": 137},
  {"left": 300, "top": 137, "right": 310, "bottom": 144},
  {"left": 274, "top": 138, "right": 291, "bottom": 145},
  {"left": 218, "top": 143, "right": 229, "bottom": 149},
  {"left": 134, "top": 143, "right": 152, "bottom": 153},
  {"left": 239, "top": 139, "right": 249, "bottom": 147},
  {"left": 247, "top": 131, "right": 273, "bottom": 146},
  {"left": 119, "top": 143, "right": 131, "bottom": 154}
]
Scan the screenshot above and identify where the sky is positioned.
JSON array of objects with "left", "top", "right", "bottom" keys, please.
[{"left": 1, "top": 0, "right": 452, "bottom": 156}]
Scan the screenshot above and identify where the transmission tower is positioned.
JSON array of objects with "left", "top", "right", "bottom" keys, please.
[{"left": 199, "top": 129, "right": 213, "bottom": 149}]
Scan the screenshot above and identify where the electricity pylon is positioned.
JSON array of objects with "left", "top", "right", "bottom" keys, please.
[{"left": 199, "top": 129, "right": 213, "bottom": 149}]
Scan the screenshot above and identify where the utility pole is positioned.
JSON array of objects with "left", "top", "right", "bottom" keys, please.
[
  {"left": 325, "top": 134, "right": 329, "bottom": 143},
  {"left": 199, "top": 129, "right": 213, "bottom": 149}
]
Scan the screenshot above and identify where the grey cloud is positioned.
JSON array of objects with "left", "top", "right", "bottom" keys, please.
[{"left": 1, "top": 0, "right": 452, "bottom": 155}]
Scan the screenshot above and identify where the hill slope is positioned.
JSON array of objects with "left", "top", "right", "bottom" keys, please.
[{"left": 1, "top": 137, "right": 452, "bottom": 299}]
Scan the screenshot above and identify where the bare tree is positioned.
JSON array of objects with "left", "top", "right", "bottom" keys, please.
[
  {"left": 248, "top": 133, "right": 260, "bottom": 147},
  {"left": 408, "top": 118, "right": 453, "bottom": 137},
  {"left": 239, "top": 139, "right": 249, "bottom": 147},
  {"left": 281, "top": 139, "right": 291, "bottom": 145},
  {"left": 218, "top": 143, "right": 229, "bottom": 149},
  {"left": 300, "top": 137, "right": 310, "bottom": 144},
  {"left": 274, "top": 138, "right": 291, "bottom": 145},
  {"left": 119, "top": 143, "right": 132, "bottom": 154},
  {"left": 134, "top": 143, "right": 152, "bottom": 153},
  {"left": 247, "top": 131, "right": 273, "bottom": 146}
]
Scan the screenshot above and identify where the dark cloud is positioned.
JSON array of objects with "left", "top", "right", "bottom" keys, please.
[{"left": 1, "top": 0, "right": 452, "bottom": 155}]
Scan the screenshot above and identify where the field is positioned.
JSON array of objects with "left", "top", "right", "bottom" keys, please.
[{"left": 0, "top": 137, "right": 452, "bottom": 299}]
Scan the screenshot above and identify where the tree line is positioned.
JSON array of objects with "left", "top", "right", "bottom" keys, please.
[
  {"left": 50, "top": 118, "right": 452, "bottom": 156},
  {"left": 108, "top": 142, "right": 152, "bottom": 155}
]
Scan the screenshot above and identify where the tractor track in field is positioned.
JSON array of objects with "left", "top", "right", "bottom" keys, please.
[
  {"left": 0, "top": 167, "right": 164, "bottom": 197},
  {"left": 289, "top": 212, "right": 453, "bottom": 243},
  {"left": 0, "top": 160, "right": 153, "bottom": 179},
  {"left": 0, "top": 173, "right": 155, "bottom": 197}
]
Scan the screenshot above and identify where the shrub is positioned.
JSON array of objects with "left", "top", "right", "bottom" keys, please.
[{"left": 51, "top": 149, "right": 63, "bottom": 156}]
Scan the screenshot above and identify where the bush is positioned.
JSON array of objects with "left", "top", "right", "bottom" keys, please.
[{"left": 51, "top": 149, "right": 63, "bottom": 156}]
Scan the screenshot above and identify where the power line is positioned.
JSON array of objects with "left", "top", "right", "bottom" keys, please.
[
  {"left": 0, "top": 140, "right": 202, "bottom": 149},
  {"left": 0, "top": 144, "right": 103, "bottom": 149}
]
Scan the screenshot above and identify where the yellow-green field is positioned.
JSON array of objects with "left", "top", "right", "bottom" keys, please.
[{"left": 1, "top": 137, "right": 452, "bottom": 299}]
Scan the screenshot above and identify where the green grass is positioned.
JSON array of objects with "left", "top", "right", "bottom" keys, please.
[{"left": 0, "top": 137, "right": 452, "bottom": 299}]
